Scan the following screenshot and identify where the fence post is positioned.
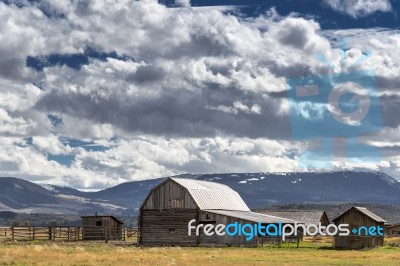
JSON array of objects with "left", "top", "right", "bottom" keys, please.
[
  {"left": 32, "top": 227, "right": 35, "bottom": 241},
  {"left": 11, "top": 227, "right": 14, "bottom": 241},
  {"left": 105, "top": 226, "right": 108, "bottom": 243},
  {"left": 296, "top": 233, "right": 300, "bottom": 248}
]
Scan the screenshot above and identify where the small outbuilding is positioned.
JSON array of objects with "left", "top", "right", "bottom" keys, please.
[
  {"left": 385, "top": 223, "right": 400, "bottom": 237},
  {"left": 81, "top": 215, "right": 123, "bottom": 241},
  {"left": 332, "top": 206, "right": 385, "bottom": 249},
  {"left": 265, "top": 210, "right": 330, "bottom": 232},
  {"left": 264, "top": 210, "right": 330, "bottom": 239},
  {"left": 139, "top": 177, "right": 298, "bottom": 247}
]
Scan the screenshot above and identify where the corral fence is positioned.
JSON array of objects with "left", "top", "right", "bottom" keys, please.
[{"left": 0, "top": 226, "right": 139, "bottom": 243}]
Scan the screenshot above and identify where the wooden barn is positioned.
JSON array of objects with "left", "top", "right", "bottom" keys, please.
[
  {"left": 265, "top": 210, "right": 330, "bottom": 228},
  {"left": 265, "top": 210, "right": 330, "bottom": 236},
  {"left": 385, "top": 223, "right": 400, "bottom": 237},
  {"left": 139, "top": 177, "right": 298, "bottom": 247},
  {"left": 81, "top": 215, "right": 123, "bottom": 241},
  {"left": 332, "top": 206, "right": 385, "bottom": 249}
]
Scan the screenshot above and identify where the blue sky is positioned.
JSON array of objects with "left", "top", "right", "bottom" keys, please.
[
  {"left": 0, "top": 0, "right": 399, "bottom": 189},
  {"left": 176, "top": 0, "right": 400, "bottom": 29}
]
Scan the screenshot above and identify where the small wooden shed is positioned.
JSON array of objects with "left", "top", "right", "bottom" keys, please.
[
  {"left": 332, "top": 206, "right": 385, "bottom": 249},
  {"left": 266, "top": 211, "right": 329, "bottom": 231},
  {"left": 385, "top": 223, "right": 400, "bottom": 237},
  {"left": 81, "top": 215, "right": 123, "bottom": 241},
  {"left": 265, "top": 210, "right": 330, "bottom": 239},
  {"left": 139, "top": 177, "right": 298, "bottom": 247}
]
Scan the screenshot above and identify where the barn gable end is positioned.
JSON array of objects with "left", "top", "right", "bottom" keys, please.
[
  {"left": 332, "top": 206, "right": 385, "bottom": 249},
  {"left": 141, "top": 178, "right": 197, "bottom": 210}
]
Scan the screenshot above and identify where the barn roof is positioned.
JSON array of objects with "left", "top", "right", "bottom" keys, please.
[
  {"left": 332, "top": 206, "right": 386, "bottom": 223},
  {"left": 354, "top": 207, "right": 386, "bottom": 223},
  {"left": 205, "top": 210, "right": 300, "bottom": 224},
  {"left": 170, "top": 177, "right": 250, "bottom": 211},
  {"left": 386, "top": 223, "right": 400, "bottom": 229},
  {"left": 264, "top": 211, "right": 328, "bottom": 226},
  {"left": 81, "top": 215, "right": 124, "bottom": 224}
]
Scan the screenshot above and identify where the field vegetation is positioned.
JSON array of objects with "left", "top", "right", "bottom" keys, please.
[{"left": 0, "top": 238, "right": 399, "bottom": 265}]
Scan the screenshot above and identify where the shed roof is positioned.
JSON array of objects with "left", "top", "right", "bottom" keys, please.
[
  {"left": 265, "top": 211, "right": 328, "bottom": 226},
  {"left": 171, "top": 177, "right": 250, "bottom": 211},
  {"left": 332, "top": 207, "right": 386, "bottom": 223},
  {"left": 204, "top": 210, "right": 300, "bottom": 224},
  {"left": 81, "top": 215, "right": 124, "bottom": 224},
  {"left": 386, "top": 223, "right": 400, "bottom": 229}
]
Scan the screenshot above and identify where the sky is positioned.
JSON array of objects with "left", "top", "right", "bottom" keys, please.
[{"left": 0, "top": 0, "right": 400, "bottom": 189}]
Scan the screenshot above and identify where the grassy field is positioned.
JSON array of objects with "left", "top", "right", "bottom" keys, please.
[{"left": 0, "top": 239, "right": 399, "bottom": 266}]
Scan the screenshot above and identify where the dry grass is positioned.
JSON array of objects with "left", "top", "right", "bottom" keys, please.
[
  {"left": 385, "top": 237, "right": 400, "bottom": 247},
  {"left": 0, "top": 240, "right": 399, "bottom": 266}
]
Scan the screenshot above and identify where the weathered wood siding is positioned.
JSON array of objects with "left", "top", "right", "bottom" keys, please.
[
  {"left": 139, "top": 209, "right": 198, "bottom": 245},
  {"left": 333, "top": 235, "right": 384, "bottom": 249},
  {"left": 139, "top": 178, "right": 282, "bottom": 247},
  {"left": 142, "top": 179, "right": 197, "bottom": 210},
  {"left": 386, "top": 224, "right": 400, "bottom": 237},
  {"left": 333, "top": 209, "right": 384, "bottom": 249},
  {"left": 320, "top": 212, "right": 330, "bottom": 226},
  {"left": 82, "top": 217, "right": 122, "bottom": 241},
  {"left": 140, "top": 210, "right": 261, "bottom": 247},
  {"left": 198, "top": 211, "right": 258, "bottom": 247}
]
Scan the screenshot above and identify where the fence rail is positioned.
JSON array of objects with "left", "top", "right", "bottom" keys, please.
[{"left": 0, "top": 226, "right": 139, "bottom": 243}]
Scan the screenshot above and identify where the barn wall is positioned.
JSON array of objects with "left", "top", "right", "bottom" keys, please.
[
  {"left": 142, "top": 180, "right": 197, "bottom": 210},
  {"left": 108, "top": 218, "right": 123, "bottom": 240},
  {"left": 333, "top": 236, "right": 384, "bottom": 249},
  {"left": 198, "top": 211, "right": 258, "bottom": 247},
  {"left": 140, "top": 209, "right": 198, "bottom": 245},
  {"left": 386, "top": 225, "right": 400, "bottom": 237},
  {"left": 334, "top": 209, "right": 379, "bottom": 229},
  {"left": 82, "top": 217, "right": 122, "bottom": 241},
  {"left": 140, "top": 210, "right": 262, "bottom": 247},
  {"left": 320, "top": 212, "right": 330, "bottom": 226},
  {"left": 333, "top": 209, "right": 384, "bottom": 249}
]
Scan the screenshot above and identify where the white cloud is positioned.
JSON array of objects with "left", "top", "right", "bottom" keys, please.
[
  {"left": 0, "top": 135, "right": 301, "bottom": 188},
  {"left": 175, "top": 0, "right": 191, "bottom": 7},
  {"left": 325, "top": 0, "right": 392, "bottom": 18},
  {"left": 208, "top": 102, "right": 262, "bottom": 115},
  {"left": 31, "top": 135, "right": 72, "bottom": 155},
  {"left": 0, "top": 0, "right": 399, "bottom": 187},
  {"left": 0, "top": 109, "right": 36, "bottom": 136}
]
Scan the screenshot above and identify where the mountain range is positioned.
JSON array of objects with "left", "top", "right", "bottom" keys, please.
[{"left": 0, "top": 171, "right": 399, "bottom": 216}]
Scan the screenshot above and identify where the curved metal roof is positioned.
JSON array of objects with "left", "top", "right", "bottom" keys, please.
[
  {"left": 205, "top": 210, "right": 299, "bottom": 224},
  {"left": 171, "top": 177, "right": 250, "bottom": 211}
]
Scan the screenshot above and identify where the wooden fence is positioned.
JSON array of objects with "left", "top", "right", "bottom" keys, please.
[{"left": 0, "top": 226, "right": 139, "bottom": 242}]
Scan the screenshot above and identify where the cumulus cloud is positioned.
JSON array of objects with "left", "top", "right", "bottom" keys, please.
[
  {"left": 0, "top": 135, "right": 300, "bottom": 188},
  {"left": 0, "top": 0, "right": 399, "bottom": 188},
  {"left": 325, "top": 0, "right": 392, "bottom": 18},
  {"left": 175, "top": 0, "right": 191, "bottom": 7}
]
